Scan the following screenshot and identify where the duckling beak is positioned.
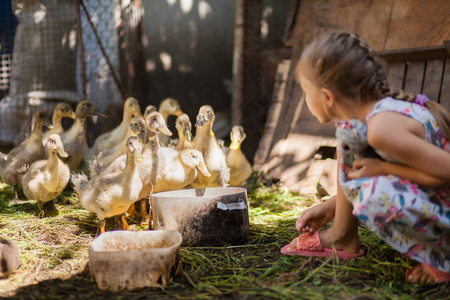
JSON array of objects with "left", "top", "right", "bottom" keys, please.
[
  {"left": 230, "top": 138, "right": 240, "bottom": 150},
  {"left": 132, "top": 111, "right": 143, "bottom": 118},
  {"left": 134, "top": 151, "right": 144, "bottom": 162},
  {"left": 158, "top": 125, "right": 173, "bottom": 136},
  {"left": 195, "top": 115, "right": 206, "bottom": 127},
  {"left": 69, "top": 111, "right": 76, "bottom": 119},
  {"left": 197, "top": 161, "right": 211, "bottom": 177},
  {"left": 94, "top": 110, "right": 108, "bottom": 118},
  {"left": 175, "top": 109, "right": 184, "bottom": 117},
  {"left": 137, "top": 129, "right": 146, "bottom": 145},
  {"left": 45, "top": 120, "right": 54, "bottom": 130},
  {"left": 183, "top": 127, "right": 193, "bottom": 142},
  {"left": 56, "top": 147, "right": 69, "bottom": 158}
]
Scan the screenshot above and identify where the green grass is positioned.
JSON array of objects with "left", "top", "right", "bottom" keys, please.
[{"left": 0, "top": 181, "right": 448, "bottom": 299}]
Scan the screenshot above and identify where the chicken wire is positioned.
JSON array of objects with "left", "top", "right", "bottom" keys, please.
[
  {"left": 0, "top": 0, "right": 123, "bottom": 149},
  {"left": 0, "top": 0, "right": 285, "bottom": 165},
  {"left": 78, "top": 0, "right": 123, "bottom": 113},
  {"left": 0, "top": 1, "right": 18, "bottom": 100}
]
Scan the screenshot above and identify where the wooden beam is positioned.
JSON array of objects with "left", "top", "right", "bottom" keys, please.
[
  {"left": 231, "top": 0, "right": 245, "bottom": 126},
  {"left": 378, "top": 41, "right": 450, "bottom": 63}
]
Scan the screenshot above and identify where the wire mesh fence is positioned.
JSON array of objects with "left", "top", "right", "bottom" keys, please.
[
  {"left": 0, "top": 0, "right": 288, "bottom": 167},
  {"left": 0, "top": 1, "right": 17, "bottom": 100},
  {"left": 0, "top": 0, "right": 123, "bottom": 149}
]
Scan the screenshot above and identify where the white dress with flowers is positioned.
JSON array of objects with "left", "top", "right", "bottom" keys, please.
[{"left": 339, "top": 97, "right": 450, "bottom": 273}]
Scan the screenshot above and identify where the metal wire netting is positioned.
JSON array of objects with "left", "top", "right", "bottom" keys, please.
[
  {"left": 0, "top": 0, "right": 286, "bottom": 164},
  {"left": 0, "top": 0, "right": 123, "bottom": 149},
  {"left": 0, "top": 1, "right": 17, "bottom": 100},
  {"left": 78, "top": 0, "right": 123, "bottom": 113}
]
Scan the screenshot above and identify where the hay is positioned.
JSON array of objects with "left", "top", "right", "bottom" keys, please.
[{"left": 0, "top": 182, "right": 448, "bottom": 299}]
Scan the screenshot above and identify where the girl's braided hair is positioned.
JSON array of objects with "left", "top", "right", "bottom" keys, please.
[{"left": 297, "top": 31, "right": 450, "bottom": 139}]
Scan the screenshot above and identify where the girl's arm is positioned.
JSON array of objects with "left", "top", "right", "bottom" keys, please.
[
  {"left": 366, "top": 111, "right": 450, "bottom": 185},
  {"left": 348, "top": 158, "right": 447, "bottom": 187}
]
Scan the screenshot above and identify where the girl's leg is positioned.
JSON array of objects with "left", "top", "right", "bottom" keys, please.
[
  {"left": 318, "top": 181, "right": 360, "bottom": 253},
  {"left": 288, "top": 161, "right": 360, "bottom": 253}
]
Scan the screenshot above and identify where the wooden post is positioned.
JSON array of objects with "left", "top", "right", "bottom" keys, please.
[
  {"left": 76, "top": 0, "right": 87, "bottom": 99},
  {"left": 231, "top": 0, "right": 245, "bottom": 126}
]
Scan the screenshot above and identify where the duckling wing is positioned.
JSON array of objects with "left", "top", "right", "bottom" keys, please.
[
  {"left": 100, "top": 153, "right": 127, "bottom": 175},
  {"left": 76, "top": 169, "right": 141, "bottom": 219},
  {"left": 71, "top": 172, "right": 90, "bottom": 198},
  {"left": 153, "top": 148, "right": 191, "bottom": 192},
  {"left": 21, "top": 160, "right": 50, "bottom": 198},
  {"left": 227, "top": 152, "right": 252, "bottom": 186},
  {"left": 89, "top": 131, "right": 113, "bottom": 157},
  {"left": 1, "top": 145, "right": 45, "bottom": 186}
]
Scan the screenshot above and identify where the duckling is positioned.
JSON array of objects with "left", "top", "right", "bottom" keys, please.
[
  {"left": 154, "top": 148, "right": 210, "bottom": 192},
  {"left": 61, "top": 100, "right": 105, "bottom": 171},
  {"left": 190, "top": 105, "right": 230, "bottom": 188},
  {"left": 89, "top": 117, "right": 145, "bottom": 177},
  {"left": 0, "top": 111, "right": 53, "bottom": 202},
  {"left": 19, "top": 134, "right": 70, "bottom": 216},
  {"left": 42, "top": 102, "right": 75, "bottom": 146},
  {"left": 87, "top": 97, "right": 141, "bottom": 159},
  {"left": 174, "top": 113, "right": 194, "bottom": 151},
  {"left": 226, "top": 126, "right": 252, "bottom": 186},
  {"left": 71, "top": 136, "right": 144, "bottom": 233},
  {"left": 102, "top": 111, "right": 172, "bottom": 222},
  {"left": 158, "top": 98, "right": 183, "bottom": 146}
]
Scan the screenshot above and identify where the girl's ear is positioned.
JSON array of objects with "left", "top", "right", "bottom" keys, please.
[{"left": 321, "top": 88, "right": 335, "bottom": 108}]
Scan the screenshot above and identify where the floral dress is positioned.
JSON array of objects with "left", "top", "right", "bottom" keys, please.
[{"left": 339, "top": 97, "right": 450, "bottom": 273}]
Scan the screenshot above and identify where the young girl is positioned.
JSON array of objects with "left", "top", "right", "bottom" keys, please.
[{"left": 281, "top": 31, "right": 450, "bottom": 284}]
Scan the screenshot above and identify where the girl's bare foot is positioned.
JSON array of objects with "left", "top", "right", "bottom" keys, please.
[
  {"left": 296, "top": 195, "right": 336, "bottom": 233},
  {"left": 406, "top": 264, "right": 450, "bottom": 284}
]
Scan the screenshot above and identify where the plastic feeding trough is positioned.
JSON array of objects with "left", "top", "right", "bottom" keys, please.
[
  {"left": 150, "top": 187, "right": 250, "bottom": 246},
  {"left": 88, "top": 230, "right": 182, "bottom": 291}
]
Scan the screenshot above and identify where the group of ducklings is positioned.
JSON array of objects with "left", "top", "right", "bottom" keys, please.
[{"left": 0, "top": 97, "right": 252, "bottom": 233}]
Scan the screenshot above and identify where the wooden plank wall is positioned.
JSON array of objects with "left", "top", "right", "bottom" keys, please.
[
  {"left": 381, "top": 42, "right": 450, "bottom": 110},
  {"left": 255, "top": 0, "right": 450, "bottom": 189}
]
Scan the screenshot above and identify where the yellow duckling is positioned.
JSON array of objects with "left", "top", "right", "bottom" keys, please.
[
  {"left": 102, "top": 111, "right": 172, "bottom": 222},
  {"left": 0, "top": 111, "right": 53, "bottom": 202},
  {"left": 191, "top": 105, "right": 230, "bottom": 188},
  {"left": 71, "top": 136, "right": 144, "bottom": 233},
  {"left": 174, "top": 113, "right": 194, "bottom": 151},
  {"left": 61, "top": 100, "right": 105, "bottom": 171},
  {"left": 154, "top": 148, "right": 210, "bottom": 192},
  {"left": 19, "top": 134, "right": 70, "bottom": 216},
  {"left": 226, "top": 126, "right": 252, "bottom": 186},
  {"left": 158, "top": 98, "right": 183, "bottom": 146},
  {"left": 87, "top": 97, "right": 141, "bottom": 159},
  {"left": 89, "top": 117, "right": 146, "bottom": 177},
  {"left": 42, "top": 102, "right": 75, "bottom": 146}
]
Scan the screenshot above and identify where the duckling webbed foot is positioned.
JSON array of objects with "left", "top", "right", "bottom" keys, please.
[
  {"left": 12, "top": 185, "right": 27, "bottom": 204},
  {"left": 37, "top": 201, "right": 46, "bottom": 218},
  {"left": 114, "top": 215, "right": 121, "bottom": 230},
  {"left": 127, "top": 203, "right": 141, "bottom": 220},
  {"left": 120, "top": 214, "right": 130, "bottom": 231},
  {"left": 99, "top": 219, "right": 106, "bottom": 234},
  {"left": 140, "top": 199, "right": 150, "bottom": 224},
  {"left": 43, "top": 201, "right": 58, "bottom": 212}
]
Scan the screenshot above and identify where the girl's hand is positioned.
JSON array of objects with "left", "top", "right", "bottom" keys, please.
[
  {"left": 295, "top": 196, "right": 336, "bottom": 233},
  {"left": 347, "top": 158, "right": 386, "bottom": 179}
]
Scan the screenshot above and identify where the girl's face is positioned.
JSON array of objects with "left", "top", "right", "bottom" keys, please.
[{"left": 297, "top": 69, "right": 332, "bottom": 124}]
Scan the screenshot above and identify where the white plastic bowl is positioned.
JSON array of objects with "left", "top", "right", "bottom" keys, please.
[{"left": 88, "top": 230, "right": 182, "bottom": 291}]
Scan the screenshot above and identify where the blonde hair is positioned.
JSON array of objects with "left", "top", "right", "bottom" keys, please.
[{"left": 297, "top": 31, "right": 450, "bottom": 139}]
